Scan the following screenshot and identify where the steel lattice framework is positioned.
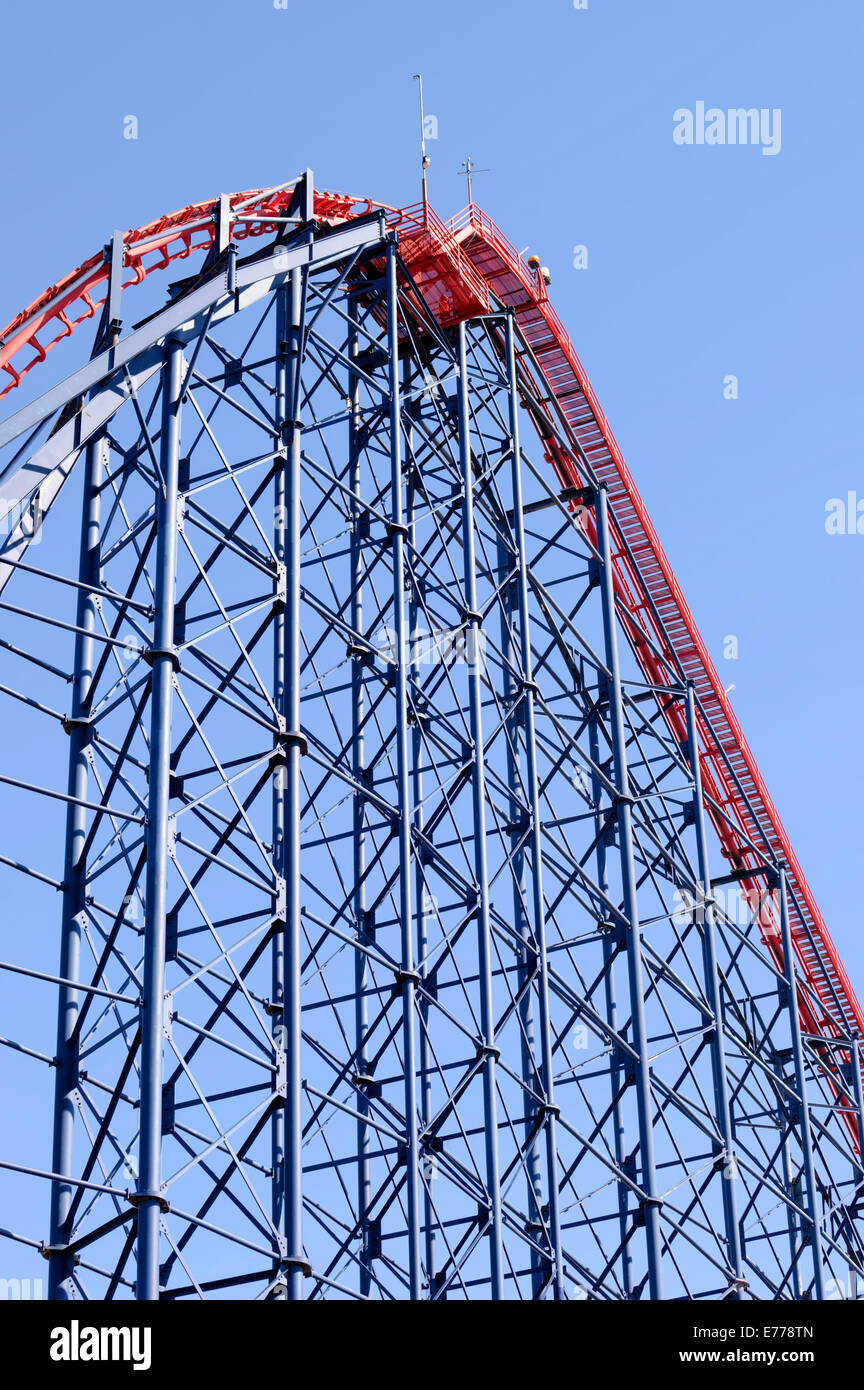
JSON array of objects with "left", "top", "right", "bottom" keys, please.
[{"left": 0, "top": 173, "right": 862, "bottom": 1301}]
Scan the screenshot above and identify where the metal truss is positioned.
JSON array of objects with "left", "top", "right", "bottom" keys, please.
[{"left": 0, "top": 176, "right": 862, "bottom": 1300}]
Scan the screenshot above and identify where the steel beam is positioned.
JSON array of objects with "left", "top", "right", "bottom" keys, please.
[
  {"left": 47, "top": 432, "right": 105, "bottom": 1299},
  {"left": 405, "top": 357, "right": 437, "bottom": 1297},
  {"left": 684, "top": 682, "right": 744, "bottom": 1296},
  {"left": 778, "top": 866, "right": 826, "bottom": 1299},
  {"left": 587, "top": 712, "right": 633, "bottom": 1298},
  {"left": 386, "top": 242, "right": 422, "bottom": 1299},
  {"left": 136, "top": 338, "right": 183, "bottom": 1300},
  {"left": 504, "top": 311, "right": 564, "bottom": 1299},
  {"left": 594, "top": 481, "right": 664, "bottom": 1300},
  {"left": 497, "top": 534, "right": 545, "bottom": 1297},
  {"left": 270, "top": 282, "right": 289, "bottom": 1284},
  {"left": 349, "top": 294, "right": 373, "bottom": 1298},
  {"left": 456, "top": 321, "right": 504, "bottom": 1297},
  {"left": 281, "top": 266, "right": 305, "bottom": 1301}
]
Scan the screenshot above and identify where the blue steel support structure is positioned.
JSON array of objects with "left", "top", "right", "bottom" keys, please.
[
  {"left": 456, "top": 320, "right": 504, "bottom": 1297},
  {"left": 0, "top": 180, "right": 861, "bottom": 1300},
  {"left": 47, "top": 433, "right": 105, "bottom": 1300},
  {"left": 594, "top": 481, "right": 663, "bottom": 1301},
  {"left": 684, "top": 682, "right": 744, "bottom": 1297},
  {"left": 137, "top": 338, "right": 183, "bottom": 1300},
  {"left": 405, "top": 355, "right": 438, "bottom": 1296},
  {"left": 497, "top": 531, "right": 546, "bottom": 1298},
  {"left": 386, "top": 240, "right": 422, "bottom": 1299},
  {"left": 587, "top": 711, "right": 633, "bottom": 1299},
  {"left": 778, "top": 867, "right": 826, "bottom": 1300},
  {"left": 271, "top": 279, "right": 289, "bottom": 1285},
  {"left": 282, "top": 264, "right": 306, "bottom": 1300},
  {"left": 348, "top": 295, "right": 373, "bottom": 1298},
  {"left": 503, "top": 311, "right": 565, "bottom": 1299}
]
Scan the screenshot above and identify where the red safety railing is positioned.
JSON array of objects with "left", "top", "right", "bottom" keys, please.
[{"left": 0, "top": 186, "right": 376, "bottom": 397}]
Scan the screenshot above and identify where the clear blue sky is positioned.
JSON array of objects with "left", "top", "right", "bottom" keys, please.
[{"left": 0, "top": 0, "right": 862, "bottom": 1266}]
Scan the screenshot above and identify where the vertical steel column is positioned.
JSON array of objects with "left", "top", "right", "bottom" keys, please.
[
  {"left": 504, "top": 312, "right": 564, "bottom": 1299},
  {"left": 386, "top": 242, "right": 422, "bottom": 1298},
  {"left": 271, "top": 285, "right": 288, "bottom": 1268},
  {"left": 497, "top": 535, "right": 544, "bottom": 1297},
  {"left": 587, "top": 714, "right": 633, "bottom": 1298},
  {"left": 456, "top": 322, "right": 504, "bottom": 1297},
  {"left": 348, "top": 295, "right": 373, "bottom": 1297},
  {"left": 782, "top": 1134, "right": 804, "bottom": 1301},
  {"left": 136, "top": 339, "right": 183, "bottom": 1300},
  {"left": 282, "top": 266, "right": 305, "bottom": 1300},
  {"left": 594, "top": 482, "right": 664, "bottom": 1300},
  {"left": 405, "top": 360, "right": 437, "bottom": 1295},
  {"left": 778, "top": 867, "right": 826, "bottom": 1299},
  {"left": 48, "top": 432, "right": 105, "bottom": 1299},
  {"left": 684, "top": 684, "right": 744, "bottom": 1294}
]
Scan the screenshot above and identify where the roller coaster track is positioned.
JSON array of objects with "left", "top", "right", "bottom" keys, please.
[{"left": 1, "top": 179, "right": 860, "bottom": 1065}]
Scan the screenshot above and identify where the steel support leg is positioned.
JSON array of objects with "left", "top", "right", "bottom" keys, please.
[
  {"left": 48, "top": 432, "right": 105, "bottom": 1299},
  {"left": 778, "top": 867, "right": 826, "bottom": 1299},
  {"left": 497, "top": 535, "right": 544, "bottom": 1297},
  {"left": 349, "top": 295, "right": 373, "bottom": 1297},
  {"left": 588, "top": 713, "right": 633, "bottom": 1297},
  {"left": 271, "top": 284, "right": 289, "bottom": 1278},
  {"left": 456, "top": 322, "right": 504, "bottom": 1297},
  {"left": 405, "top": 362, "right": 437, "bottom": 1296},
  {"left": 684, "top": 683, "right": 744, "bottom": 1295},
  {"left": 504, "top": 312, "right": 564, "bottom": 1299},
  {"left": 282, "top": 266, "right": 305, "bottom": 1300},
  {"left": 386, "top": 242, "right": 422, "bottom": 1298},
  {"left": 136, "top": 339, "right": 183, "bottom": 1300},
  {"left": 782, "top": 1133, "right": 804, "bottom": 1300},
  {"left": 594, "top": 481, "right": 664, "bottom": 1300}
]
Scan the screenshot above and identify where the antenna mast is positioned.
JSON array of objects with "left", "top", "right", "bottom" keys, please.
[
  {"left": 458, "top": 154, "right": 489, "bottom": 207},
  {"left": 413, "top": 74, "right": 430, "bottom": 214}
]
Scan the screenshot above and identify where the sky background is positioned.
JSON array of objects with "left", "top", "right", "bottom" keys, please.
[{"left": 0, "top": 0, "right": 861, "bottom": 1284}]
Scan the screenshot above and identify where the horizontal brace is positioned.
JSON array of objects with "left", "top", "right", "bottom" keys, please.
[
  {"left": 0, "top": 959, "right": 136, "bottom": 1005},
  {"left": 0, "top": 1159, "right": 126, "bottom": 1199},
  {"left": 0, "top": 772, "right": 144, "bottom": 824},
  {"left": 0, "top": 851, "right": 64, "bottom": 889},
  {"left": 711, "top": 864, "right": 776, "bottom": 887}
]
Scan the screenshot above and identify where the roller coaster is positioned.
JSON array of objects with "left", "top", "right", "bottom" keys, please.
[{"left": 0, "top": 172, "right": 861, "bottom": 1300}]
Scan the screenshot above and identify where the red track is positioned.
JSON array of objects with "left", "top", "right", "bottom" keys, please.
[{"left": 2, "top": 185, "right": 861, "bottom": 1053}]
